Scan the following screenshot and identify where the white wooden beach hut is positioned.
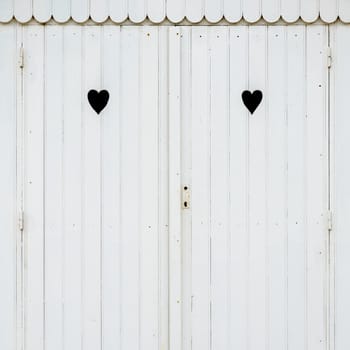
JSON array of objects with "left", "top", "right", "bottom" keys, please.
[{"left": 1, "top": 1, "right": 350, "bottom": 350}]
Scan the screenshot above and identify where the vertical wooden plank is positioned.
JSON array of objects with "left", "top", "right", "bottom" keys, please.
[
  {"left": 186, "top": 0, "right": 204, "bottom": 23},
  {"left": 167, "top": 0, "right": 185, "bottom": 22},
  {"left": 33, "top": 0, "right": 51, "bottom": 22},
  {"left": 83, "top": 25, "right": 102, "bottom": 350},
  {"left": 90, "top": 0, "right": 108, "bottom": 22},
  {"left": 52, "top": 0, "right": 70, "bottom": 22},
  {"left": 101, "top": 25, "right": 121, "bottom": 350},
  {"left": 266, "top": 26, "right": 287, "bottom": 350},
  {"left": 228, "top": 25, "right": 249, "bottom": 350},
  {"left": 329, "top": 24, "right": 336, "bottom": 350},
  {"left": 44, "top": 25, "right": 64, "bottom": 350},
  {"left": 0, "top": 24, "right": 16, "bottom": 350},
  {"left": 110, "top": 0, "right": 128, "bottom": 22},
  {"left": 23, "top": 24, "right": 44, "bottom": 350},
  {"left": 224, "top": 0, "right": 242, "bottom": 22},
  {"left": 16, "top": 23, "right": 24, "bottom": 350},
  {"left": 148, "top": 0, "right": 165, "bottom": 23},
  {"left": 339, "top": 0, "right": 350, "bottom": 22},
  {"left": 120, "top": 26, "right": 140, "bottom": 350},
  {"left": 158, "top": 26, "right": 169, "bottom": 349},
  {"left": 180, "top": 26, "right": 192, "bottom": 350},
  {"left": 205, "top": 0, "right": 223, "bottom": 22},
  {"left": 301, "top": 0, "right": 319, "bottom": 22},
  {"left": 247, "top": 25, "right": 267, "bottom": 350},
  {"left": 191, "top": 26, "right": 210, "bottom": 350},
  {"left": 281, "top": 0, "right": 300, "bottom": 23},
  {"left": 128, "top": 0, "right": 146, "bottom": 22},
  {"left": 305, "top": 25, "right": 327, "bottom": 350},
  {"left": 62, "top": 25, "right": 83, "bottom": 350},
  {"left": 209, "top": 26, "right": 230, "bottom": 350},
  {"left": 320, "top": 0, "right": 338, "bottom": 23},
  {"left": 139, "top": 26, "right": 159, "bottom": 350},
  {"left": 332, "top": 23, "right": 350, "bottom": 350},
  {"left": 71, "top": 0, "right": 89, "bottom": 22},
  {"left": 14, "top": 0, "right": 32, "bottom": 22},
  {"left": 262, "top": 0, "right": 281, "bottom": 22},
  {"left": 286, "top": 25, "right": 307, "bottom": 350},
  {"left": 169, "top": 26, "right": 182, "bottom": 350},
  {"left": 51, "top": 0, "right": 68, "bottom": 22},
  {"left": 243, "top": 0, "right": 261, "bottom": 22},
  {"left": 158, "top": 26, "right": 169, "bottom": 350},
  {"left": 0, "top": 0, "right": 13, "bottom": 22}
]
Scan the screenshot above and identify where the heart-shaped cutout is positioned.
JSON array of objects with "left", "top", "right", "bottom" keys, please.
[
  {"left": 88, "top": 89, "right": 110, "bottom": 114},
  {"left": 242, "top": 90, "right": 263, "bottom": 114}
]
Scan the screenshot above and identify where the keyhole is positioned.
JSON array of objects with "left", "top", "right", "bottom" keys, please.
[{"left": 183, "top": 186, "right": 190, "bottom": 209}]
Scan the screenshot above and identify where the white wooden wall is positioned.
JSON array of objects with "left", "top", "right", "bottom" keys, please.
[
  {"left": 2, "top": 22, "right": 350, "bottom": 350},
  {"left": 169, "top": 25, "right": 329, "bottom": 350},
  {"left": 21, "top": 25, "right": 169, "bottom": 350},
  {"left": 330, "top": 23, "right": 350, "bottom": 350},
  {"left": 0, "top": 23, "right": 18, "bottom": 350},
  {"left": 1, "top": 0, "right": 350, "bottom": 24}
]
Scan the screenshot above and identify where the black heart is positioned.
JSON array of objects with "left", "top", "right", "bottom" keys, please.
[
  {"left": 88, "top": 90, "right": 110, "bottom": 114},
  {"left": 241, "top": 90, "right": 263, "bottom": 114}
]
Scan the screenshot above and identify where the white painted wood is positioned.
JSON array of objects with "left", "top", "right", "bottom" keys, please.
[
  {"left": 339, "top": 0, "right": 350, "bottom": 22},
  {"left": 331, "top": 23, "right": 350, "bottom": 350},
  {"left": 191, "top": 26, "right": 210, "bottom": 350},
  {"left": 120, "top": 26, "right": 140, "bottom": 350},
  {"left": 305, "top": 25, "right": 327, "bottom": 350},
  {"left": 167, "top": 0, "right": 185, "bottom": 22},
  {"left": 228, "top": 25, "right": 249, "bottom": 350},
  {"left": 9, "top": 23, "right": 334, "bottom": 350},
  {"left": 266, "top": 26, "right": 287, "bottom": 350},
  {"left": 148, "top": 0, "right": 165, "bottom": 23},
  {"left": 158, "top": 26, "right": 169, "bottom": 350},
  {"left": 110, "top": 0, "right": 128, "bottom": 22},
  {"left": 177, "top": 25, "right": 328, "bottom": 350},
  {"left": 286, "top": 25, "right": 307, "bottom": 350},
  {"left": 52, "top": 0, "right": 70, "bottom": 22},
  {"left": 224, "top": 0, "right": 242, "bottom": 22},
  {"left": 23, "top": 24, "right": 44, "bottom": 350},
  {"left": 129, "top": 0, "right": 146, "bottom": 23},
  {"left": 100, "top": 25, "right": 121, "bottom": 350},
  {"left": 243, "top": 0, "right": 261, "bottom": 22},
  {"left": 179, "top": 26, "right": 192, "bottom": 350},
  {"left": 15, "top": 24, "right": 24, "bottom": 350},
  {"left": 205, "top": 0, "right": 223, "bottom": 22},
  {"left": 83, "top": 26, "right": 102, "bottom": 350},
  {"left": 0, "top": 0, "right": 13, "bottom": 22},
  {"left": 262, "top": 0, "right": 281, "bottom": 22},
  {"left": 44, "top": 25, "right": 64, "bottom": 350},
  {"left": 301, "top": 0, "right": 319, "bottom": 22},
  {"left": 320, "top": 0, "right": 338, "bottom": 23},
  {"left": 0, "top": 24, "right": 16, "bottom": 350},
  {"left": 2, "top": 0, "right": 350, "bottom": 23},
  {"left": 247, "top": 26, "right": 267, "bottom": 350},
  {"left": 14, "top": 0, "right": 32, "bottom": 22},
  {"left": 33, "top": 0, "right": 51, "bottom": 22},
  {"left": 169, "top": 26, "right": 182, "bottom": 350},
  {"left": 281, "top": 0, "right": 301, "bottom": 22},
  {"left": 90, "top": 0, "right": 108, "bottom": 22},
  {"left": 139, "top": 26, "right": 160, "bottom": 350},
  {"left": 209, "top": 26, "right": 230, "bottom": 350},
  {"left": 186, "top": 0, "right": 204, "bottom": 23},
  {"left": 62, "top": 25, "right": 83, "bottom": 350},
  {"left": 71, "top": 0, "right": 89, "bottom": 23}
]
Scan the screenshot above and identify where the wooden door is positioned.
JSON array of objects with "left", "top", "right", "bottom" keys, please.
[{"left": 169, "top": 25, "right": 329, "bottom": 350}]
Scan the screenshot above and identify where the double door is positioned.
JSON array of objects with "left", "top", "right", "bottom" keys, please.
[{"left": 1, "top": 23, "right": 350, "bottom": 350}]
